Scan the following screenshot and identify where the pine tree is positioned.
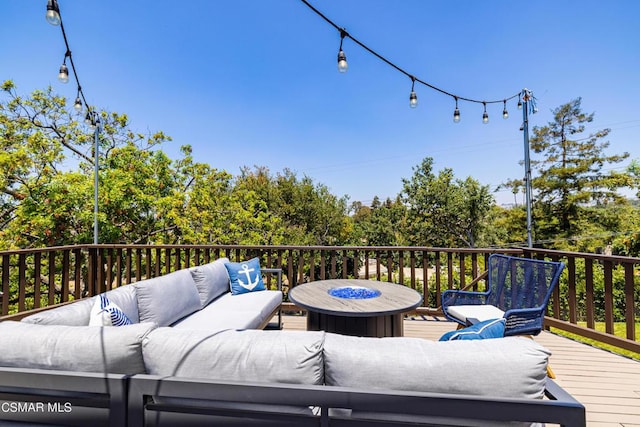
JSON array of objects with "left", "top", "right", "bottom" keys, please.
[{"left": 529, "top": 97, "right": 630, "bottom": 244}]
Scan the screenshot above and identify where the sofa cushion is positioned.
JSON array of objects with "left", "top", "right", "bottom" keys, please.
[
  {"left": 224, "top": 258, "right": 266, "bottom": 295},
  {"left": 20, "top": 297, "right": 94, "bottom": 326},
  {"left": 204, "top": 290, "right": 282, "bottom": 320},
  {"left": 89, "top": 294, "right": 133, "bottom": 326},
  {"left": 323, "top": 334, "right": 549, "bottom": 399},
  {"left": 171, "top": 308, "right": 264, "bottom": 331},
  {"left": 447, "top": 304, "right": 505, "bottom": 324},
  {"left": 21, "top": 284, "right": 139, "bottom": 326},
  {"left": 135, "top": 269, "right": 201, "bottom": 326},
  {"left": 439, "top": 318, "right": 505, "bottom": 341},
  {"left": 143, "top": 328, "right": 325, "bottom": 385},
  {"left": 0, "top": 321, "right": 156, "bottom": 374},
  {"left": 189, "top": 257, "right": 231, "bottom": 308}
]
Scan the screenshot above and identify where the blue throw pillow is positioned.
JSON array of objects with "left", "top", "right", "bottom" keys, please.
[
  {"left": 89, "top": 294, "right": 133, "bottom": 326},
  {"left": 439, "top": 318, "right": 505, "bottom": 341},
  {"left": 224, "top": 258, "right": 266, "bottom": 295}
]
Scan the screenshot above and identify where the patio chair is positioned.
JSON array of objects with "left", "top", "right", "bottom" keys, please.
[{"left": 441, "top": 254, "right": 565, "bottom": 337}]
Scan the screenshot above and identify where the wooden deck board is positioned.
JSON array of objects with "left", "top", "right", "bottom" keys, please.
[{"left": 280, "top": 313, "right": 640, "bottom": 426}]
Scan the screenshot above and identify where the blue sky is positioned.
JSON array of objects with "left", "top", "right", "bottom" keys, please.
[{"left": 2, "top": 1, "right": 639, "bottom": 206}]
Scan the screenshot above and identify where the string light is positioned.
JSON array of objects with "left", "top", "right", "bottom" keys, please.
[
  {"left": 45, "top": 0, "right": 61, "bottom": 26},
  {"left": 517, "top": 93, "right": 523, "bottom": 110},
  {"left": 453, "top": 97, "right": 460, "bottom": 123},
  {"left": 73, "top": 87, "right": 82, "bottom": 112},
  {"left": 58, "top": 51, "right": 70, "bottom": 83},
  {"left": 409, "top": 77, "right": 418, "bottom": 108},
  {"left": 300, "top": 0, "right": 522, "bottom": 123},
  {"left": 45, "top": 0, "right": 96, "bottom": 125},
  {"left": 337, "top": 29, "right": 348, "bottom": 73},
  {"left": 502, "top": 100, "right": 509, "bottom": 119}
]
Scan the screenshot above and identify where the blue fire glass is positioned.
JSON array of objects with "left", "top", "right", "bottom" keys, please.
[{"left": 328, "top": 286, "right": 381, "bottom": 299}]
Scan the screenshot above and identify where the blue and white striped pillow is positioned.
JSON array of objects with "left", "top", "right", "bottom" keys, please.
[{"left": 89, "top": 294, "right": 133, "bottom": 326}]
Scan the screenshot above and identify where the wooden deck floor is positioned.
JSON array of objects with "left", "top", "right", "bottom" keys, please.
[{"left": 280, "top": 313, "right": 640, "bottom": 427}]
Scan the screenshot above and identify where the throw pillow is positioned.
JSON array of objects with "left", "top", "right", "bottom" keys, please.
[
  {"left": 224, "top": 257, "right": 266, "bottom": 295},
  {"left": 89, "top": 293, "right": 133, "bottom": 326},
  {"left": 438, "top": 318, "right": 505, "bottom": 341}
]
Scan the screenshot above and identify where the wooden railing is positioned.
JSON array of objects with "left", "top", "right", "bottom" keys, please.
[{"left": 1, "top": 244, "right": 638, "bottom": 354}]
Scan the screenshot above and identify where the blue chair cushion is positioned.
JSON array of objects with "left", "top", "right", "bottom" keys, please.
[
  {"left": 439, "top": 318, "right": 505, "bottom": 341},
  {"left": 89, "top": 293, "right": 133, "bottom": 326},
  {"left": 224, "top": 258, "right": 266, "bottom": 295}
]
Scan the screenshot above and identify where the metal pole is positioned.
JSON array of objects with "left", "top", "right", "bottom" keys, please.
[
  {"left": 93, "top": 116, "right": 100, "bottom": 244},
  {"left": 522, "top": 89, "right": 533, "bottom": 247}
]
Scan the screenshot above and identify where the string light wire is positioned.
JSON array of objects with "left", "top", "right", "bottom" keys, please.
[
  {"left": 299, "top": 0, "right": 521, "bottom": 118},
  {"left": 46, "top": 0, "right": 98, "bottom": 126}
]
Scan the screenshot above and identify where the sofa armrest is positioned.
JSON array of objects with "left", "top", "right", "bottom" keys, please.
[{"left": 260, "top": 268, "right": 283, "bottom": 329}]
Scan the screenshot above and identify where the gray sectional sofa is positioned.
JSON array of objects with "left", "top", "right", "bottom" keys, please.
[
  {"left": 18, "top": 257, "right": 283, "bottom": 331},
  {"left": 0, "top": 257, "right": 585, "bottom": 427}
]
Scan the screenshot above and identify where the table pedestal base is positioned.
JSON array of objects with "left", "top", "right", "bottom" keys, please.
[{"left": 306, "top": 312, "right": 403, "bottom": 337}]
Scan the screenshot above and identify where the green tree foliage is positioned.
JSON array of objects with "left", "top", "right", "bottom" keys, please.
[
  {"left": 351, "top": 196, "right": 408, "bottom": 246},
  {"left": 235, "top": 167, "right": 352, "bottom": 245},
  {"left": 401, "top": 157, "right": 494, "bottom": 248},
  {"left": 0, "top": 82, "right": 352, "bottom": 248}
]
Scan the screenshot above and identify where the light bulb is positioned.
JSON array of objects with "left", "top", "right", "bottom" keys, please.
[
  {"left": 58, "top": 64, "right": 69, "bottom": 83},
  {"left": 517, "top": 99, "right": 523, "bottom": 110},
  {"left": 337, "top": 50, "right": 348, "bottom": 73},
  {"left": 46, "top": 0, "right": 61, "bottom": 25},
  {"left": 74, "top": 96, "right": 82, "bottom": 112},
  {"left": 409, "top": 91, "right": 418, "bottom": 108},
  {"left": 482, "top": 112, "right": 489, "bottom": 124},
  {"left": 453, "top": 108, "right": 460, "bottom": 123},
  {"left": 503, "top": 108, "right": 509, "bottom": 119},
  {"left": 85, "top": 112, "right": 92, "bottom": 125}
]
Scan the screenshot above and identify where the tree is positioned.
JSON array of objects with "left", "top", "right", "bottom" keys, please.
[
  {"left": 351, "top": 196, "right": 408, "bottom": 246},
  {"left": 236, "top": 167, "right": 352, "bottom": 246},
  {"left": 401, "top": 157, "right": 493, "bottom": 247},
  {"left": 0, "top": 81, "right": 189, "bottom": 248},
  {"left": 527, "top": 98, "right": 630, "bottom": 245}
]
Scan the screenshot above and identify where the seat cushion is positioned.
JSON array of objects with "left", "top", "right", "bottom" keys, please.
[
  {"left": 446, "top": 304, "right": 505, "bottom": 323},
  {"left": 0, "top": 321, "right": 156, "bottom": 374},
  {"left": 206, "top": 290, "right": 282, "bottom": 320},
  {"left": 143, "top": 328, "right": 325, "bottom": 385},
  {"left": 135, "top": 269, "right": 201, "bottom": 326},
  {"left": 170, "top": 309, "right": 264, "bottom": 331},
  {"left": 189, "top": 257, "right": 231, "bottom": 308}
]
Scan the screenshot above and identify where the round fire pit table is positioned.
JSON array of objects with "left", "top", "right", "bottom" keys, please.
[{"left": 288, "top": 279, "right": 422, "bottom": 337}]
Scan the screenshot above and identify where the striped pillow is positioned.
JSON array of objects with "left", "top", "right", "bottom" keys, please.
[{"left": 89, "top": 294, "right": 133, "bottom": 327}]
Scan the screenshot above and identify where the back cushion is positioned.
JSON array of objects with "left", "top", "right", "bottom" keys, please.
[
  {"left": 0, "top": 321, "right": 156, "bottom": 374},
  {"left": 135, "top": 269, "right": 201, "bottom": 326},
  {"left": 323, "top": 334, "right": 549, "bottom": 400},
  {"left": 143, "top": 328, "right": 325, "bottom": 385},
  {"left": 21, "top": 297, "right": 94, "bottom": 326},
  {"left": 21, "top": 285, "right": 139, "bottom": 326},
  {"left": 188, "top": 257, "right": 230, "bottom": 307},
  {"left": 104, "top": 285, "right": 140, "bottom": 323}
]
